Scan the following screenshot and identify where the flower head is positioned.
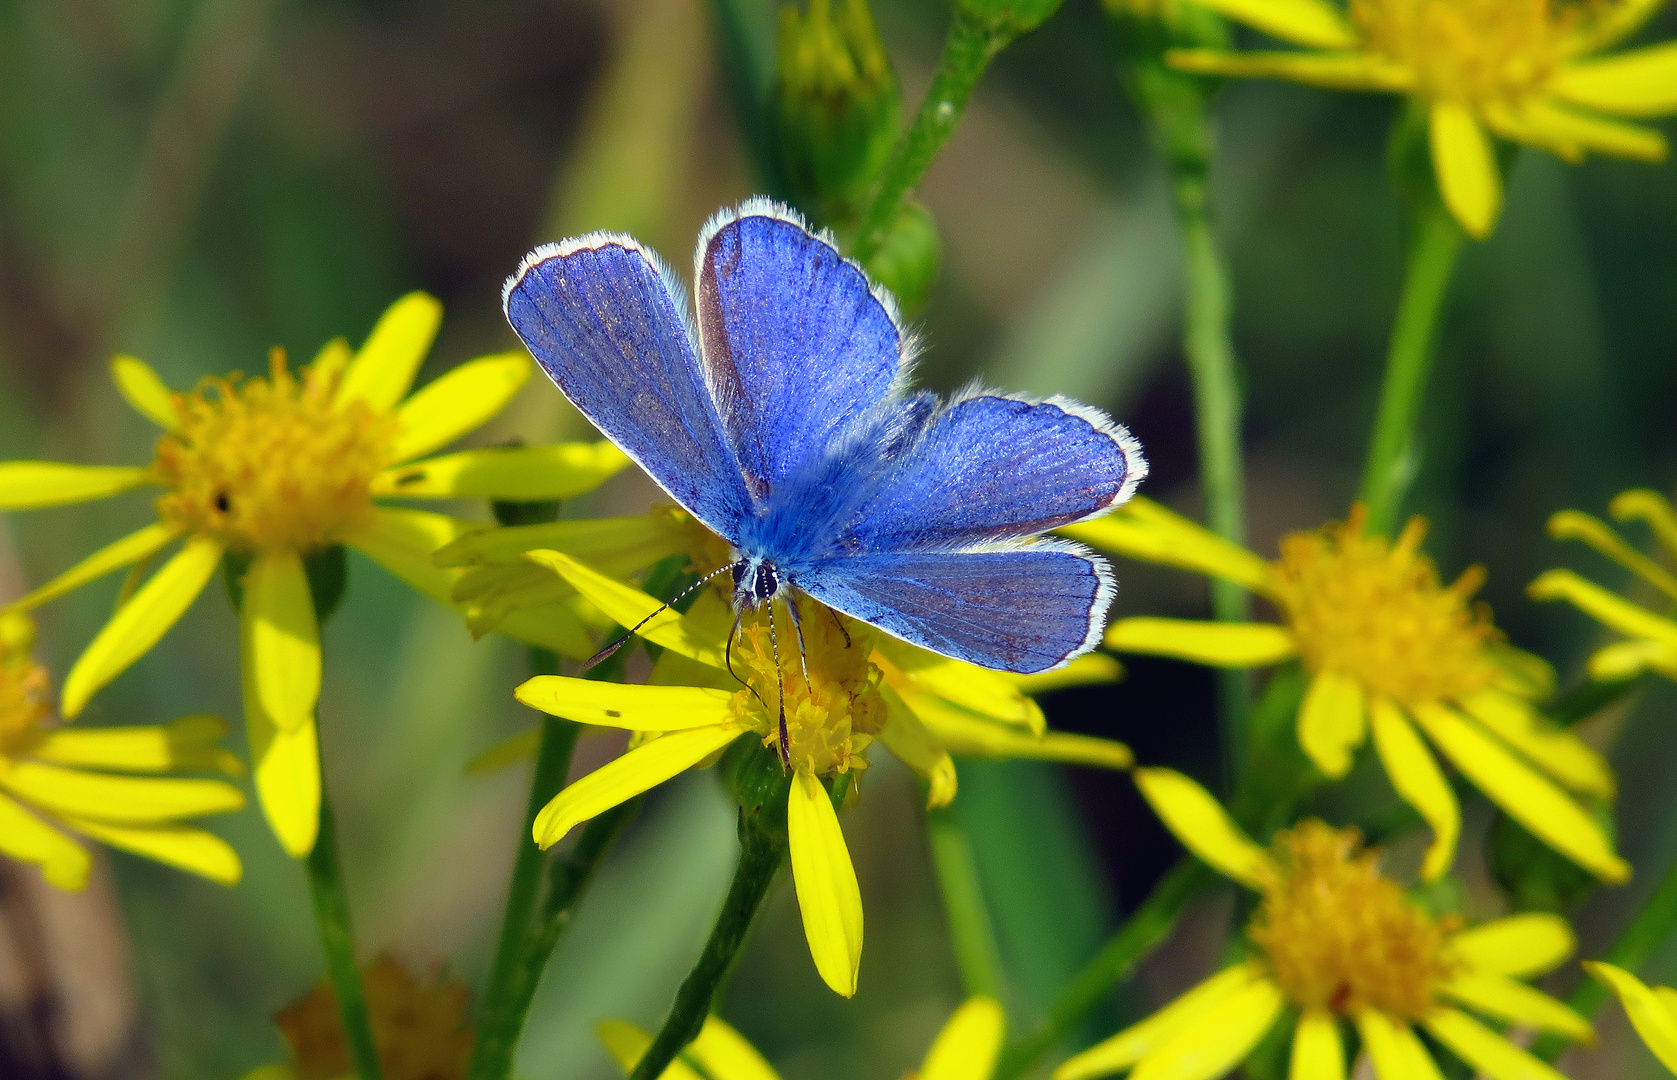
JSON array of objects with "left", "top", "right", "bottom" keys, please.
[
  {"left": 1058, "top": 767, "right": 1594, "bottom": 1080},
  {"left": 1070, "top": 497, "right": 1625, "bottom": 882},
  {"left": 1586, "top": 960, "right": 1677, "bottom": 1075},
  {"left": 1166, "top": 0, "right": 1677, "bottom": 237},
  {"left": 0, "top": 611, "right": 244, "bottom": 890}
]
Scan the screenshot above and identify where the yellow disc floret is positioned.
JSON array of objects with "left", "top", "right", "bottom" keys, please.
[
  {"left": 0, "top": 613, "right": 49, "bottom": 756},
  {"left": 274, "top": 955, "right": 474, "bottom": 1080},
  {"left": 1271, "top": 507, "right": 1500, "bottom": 708},
  {"left": 1352, "top": 0, "right": 1580, "bottom": 107},
  {"left": 1248, "top": 821, "right": 1457, "bottom": 1019},
  {"left": 154, "top": 349, "right": 397, "bottom": 555}
]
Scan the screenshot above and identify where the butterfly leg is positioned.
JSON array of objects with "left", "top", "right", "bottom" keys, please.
[
  {"left": 765, "top": 600, "right": 791, "bottom": 770},
  {"left": 783, "top": 595, "right": 813, "bottom": 688},
  {"left": 825, "top": 604, "right": 852, "bottom": 649}
]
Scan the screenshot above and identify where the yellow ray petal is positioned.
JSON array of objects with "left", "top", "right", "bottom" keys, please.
[
  {"left": 1451, "top": 914, "right": 1576, "bottom": 979},
  {"left": 595, "top": 1019, "right": 707, "bottom": 1080},
  {"left": 386, "top": 351, "right": 532, "bottom": 463},
  {"left": 375, "top": 440, "right": 628, "bottom": 500},
  {"left": 1610, "top": 489, "right": 1677, "bottom": 562},
  {"left": 30, "top": 714, "right": 243, "bottom": 777},
  {"left": 687, "top": 1014, "right": 783, "bottom": 1080},
  {"left": 1584, "top": 962, "right": 1677, "bottom": 1074},
  {"left": 1009, "top": 653, "right": 1124, "bottom": 695},
  {"left": 109, "top": 355, "right": 179, "bottom": 429},
  {"left": 1528, "top": 568, "right": 1677, "bottom": 648},
  {"left": 0, "top": 462, "right": 153, "bottom": 510},
  {"left": 1166, "top": 50, "right": 1413, "bottom": 92},
  {"left": 877, "top": 639, "right": 1044, "bottom": 731},
  {"left": 434, "top": 512, "right": 688, "bottom": 570},
  {"left": 1440, "top": 971, "right": 1593, "bottom": 1041},
  {"left": 242, "top": 551, "right": 319, "bottom": 735},
  {"left": 1369, "top": 699, "right": 1459, "bottom": 882},
  {"left": 1568, "top": 0, "right": 1668, "bottom": 53},
  {"left": 789, "top": 767, "right": 863, "bottom": 997},
  {"left": 487, "top": 605, "right": 598, "bottom": 662},
  {"left": 342, "top": 507, "right": 475, "bottom": 603},
  {"left": 1106, "top": 618, "right": 1297, "bottom": 668},
  {"left": 8, "top": 521, "right": 182, "bottom": 613},
  {"left": 465, "top": 728, "right": 541, "bottom": 777},
  {"left": 514, "top": 676, "right": 736, "bottom": 731},
  {"left": 63, "top": 817, "right": 241, "bottom": 885},
  {"left": 1129, "top": 977, "right": 1284, "bottom": 1080},
  {"left": 523, "top": 550, "right": 727, "bottom": 671},
  {"left": 1357, "top": 1012, "right": 1445, "bottom": 1080},
  {"left": 1430, "top": 103, "right": 1501, "bottom": 240},
  {"left": 1184, "top": 0, "right": 1356, "bottom": 48},
  {"left": 534, "top": 723, "right": 744, "bottom": 847},
  {"left": 61, "top": 536, "right": 222, "bottom": 718},
  {"left": 912, "top": 698, "right": 1132, "bottom": 771},
  {"left": 248, "top": 709, "right": 320, "bottom": 858},
  {"left": 335, "top": 292, "right": 442, "bottom": 414},
  {"left": 1422, "top": 1007, "right": 1568, "bottom": 1080},
  {"left": 1132, "top": 768, "right": 1272, "bottom": 888},
  {"left": 1291, "top": 1009, "right": 1344, "bottom": 1080},
  {"left": 310, "top": 337, "right": 352, "bottom": 385},
  {"left": 880, "top": 685, "right": 958, "bottom": 808},
  {"left": 1054, "top": 966, "right": 1263, "bottom": 1080},
  {"left": 1548, "top": 509, "right": 1677, "bottom": 602},
  {"left": 1061, "top": 499, "right": 1276, "bottom": 597},
  {"left": 1589, "top": 639, "right": 1677, "bottom": 681},
  {"left": 921, "top": 996, "right": 1005, "bottom": 1080},
  {"left": 1456, "top": 689, "right": 1614, "bottom": 798},
  {"left": 1298, "top": 669, "right": 1366, "bottom": 778},
  {"left": 1554, "top": 43, "right": 1677, "bottom": 117},
  {"left": 1516, "top": 99, "right": 1667, "bottom": 161},
  {"left": 1488, "top": 643, "right": 1558, "bottom": 702},
  {"left": 0, "top": 791, "right": 91, "bottom": 890},
  {"left": 0, "top": 761, "right": 244, "bottom": 823}
]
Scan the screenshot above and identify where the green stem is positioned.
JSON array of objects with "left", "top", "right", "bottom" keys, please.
[
  {"left": 628, "top": 809, "right": 788, "bottom": 1080},
  {"left": 926, "top": 801, "right": 1005, "bottom": 999},
  {"left": 1355, "top": 199, "right": 1463, "bottom": 535},
  {"left": 848, "top": 10, "right": 1006, "bottom": 264},
  {"left": 307, "top": 791, "right": 385, "bottom": 1080},
  {"left": 993, "top": 859, "right": 1211, "bottom": 1080}
]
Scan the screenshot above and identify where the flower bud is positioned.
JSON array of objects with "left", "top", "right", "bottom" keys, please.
[{"left": 863, "top": 199, "right": 941, "bottom": 316}]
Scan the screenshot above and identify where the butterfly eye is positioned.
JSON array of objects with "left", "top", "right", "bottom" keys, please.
[
  {"left": 753, "top": 563, "right": 779, "bottom": 601},
  {"left": 731, "top": 561, "right": 750, "bottom": 589}
]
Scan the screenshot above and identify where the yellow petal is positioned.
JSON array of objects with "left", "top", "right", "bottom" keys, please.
[
  {"left": 595, "top": 1019, "right": 707, "bottom": 1080},
  {"left": 0, "top": 760, "right": 244, "bottom": 823},
  {"left": 387, "top": 351, "right": 532, "bottom": 462},
  {"left": 1584, "top": 962, "right": 1677, "bottom": 1074},
  {"left": 687, "top": 1014, "right": 783, "bottom": 1080},
  {"left": 242, "top": 551, "right": 320, "bottom": 735},
  {"left": 109, "top": 355, "right": 179, "bottom": 429},
  {"left": 374, "top": 440, "right": 629, "bottom": 500},
  {"left": 1513, "top": 99, "right": 1667, "bottom": 161},
  {"left": 1106, "top": 618, "right": 1297, "bottom": 668},
  {"left": 434, "top": 512, "right": 688, "bottom": 571},
  {"left": 523, "top": 550, "right": 727, "bottom": 671},
  {"left": 1128, "top": 977, "right": 1284, "bottom": 1080},
  {"left": 1440, "top": 971, "right": 1593, "bottom": 1041},
  {"left": 0, "top": 791, "right": 91, "bottom": 890},
  {"left": 1132, "top": 768, "right": 1272, "bottom": 888},
  {"left": 1166, "top": 50, "right": 1413, "bottom": 92},
  {"left": 514, "top": 676, "right": 736, "bottom": 730},
  {"left": 1356, "top": 1012, "right": 1444, "bottom": 1080},
  {"left": 1055, "top": 966, "right": 1263, "bottom": 1080},
  {"left": 487, "top": 605, "right": 599, "bottom": 662},
  {"left": 1182, "top": 0, "right": 1356, "bottom": 48},
  {"left": 1298, "top": 669, "right": 1366, "bottom": 778},
  {"left": 880, "top": 685, "right": 958, "bottom": 809},
  {"left": 1369, "top": 699, "right": 1459, "bottom": 882},
  {"left": 1456, "top": 689, "right": 1615, "bottom": 799},
  {"left": 914, "top": 702, "right": 1133, "bottom": 771},
  {"left": 336, "top": 292, "right": 442, "bottom": 414},
  {"left": 1410, "top": 701, "right": 1629, "bottom": 883},
  {"left": 310, "top": 337, "right": 352, "bottom": 386},
  {"left": 1610, "top": 489, "right": 1677, "bottom": 563},
  {"left": 1422, "top": 1007, "right": 1568, "bottom": 1080},
  {"left": 789, "top": 767, "right": 863, "bottom": 997},
  {"left": 1009, "top": 653, "right": 1124, "bottom": 695},
  {"left": 1567, "top": 0, "right": 1668, "bottom": 53},
  {"left": 533, "top": 723, "right": 744, "bottom": 847},
  {"left": 0, "top": 462, "right": 152, "bottom": 510},
  {"left": 1528, "top": 568, "right": 1677, "bottom": 649},
  {"left": 921, "top": 996, "right": 1005, "bottom": 1080},
  {"left": 878, "top": 639, "right": 1044, "bottom": 731},
  {"left": 1450, "top": 914, "right": 1576, "bottom": 979},
  {"left": 8, "top": 521, "right": 182, "bottom": 613},
  {"left": 1548, "top": 509, "right": 1677, "bottom": 602},
  {"left": 1290, "top": 1010, "right": 1344, "bottom": 1080},
  {"left": 1062, "top": 498, "right": 1276, "bottom": 597},
  {"left": 248, "top": 709, "right": 320, "bottom": 858},
  {"left": 1430, "top": 103, "right": 1501, "bottom": 240},
  {"left": 1488, "top": 643, "right": 1558, "bottom": 702},
  {"left": 30, "top": 714, "right": 243, "bottom": 777},
  {"left": 343, "top": 507, "right": 475, "bottom": 603},
  {"left": 63, "top": 817, "right": 241, "bottom": 885},
  {"left": 62, "top": 537, "right": 222, "bottom": 718},
  {"left": 1588, "top": 640, "right": 1677, "bottom": 681},
  {"left": 1554, "top": 44, "right": 1677, "bottom": 117},
  {"left": 465, "top": 728, "right": 541, "bottom": 777}
]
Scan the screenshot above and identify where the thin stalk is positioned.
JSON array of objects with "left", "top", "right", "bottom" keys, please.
[
  {"left": 1355, "top": 200, "right": 1463, "bottom": 535},
  {"left": 926, "top": 802, "right": 1005, "bottom": 999},
  {"left": 307, "top": 792, "right": 385, "bottom": 1080}
]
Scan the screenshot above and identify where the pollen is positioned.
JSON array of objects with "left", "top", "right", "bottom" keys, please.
[
  {"left": 1352, "top": 0, "right": 1580, "bottom": 107},
  {"left": 1248, "top": 821, "right": 1457, "bottom": 1020},
  {"left": 1271, "top": 507, "right": 1500, "bottom": 708},
  {"left": 274, "top": 955, "right": 474, "bottom": 1080},
  {"left": 728, "top": 597, "right": 886, "bottom": 778},
  {"left": 153, "top": 349, "right": 397, "bottom": 555},
  {"left": 0, "top": 615, "right": 49, "bottom": 756}
]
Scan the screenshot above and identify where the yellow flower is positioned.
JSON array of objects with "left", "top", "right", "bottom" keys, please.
[
  {"left": 238, "top": 955, "right": 473, "bottom": 1080},
  {"left": 1059, "top": 767, "right": 1594, "bottom": 1080},
  {"left": 1166, "top": 0, "right": 1677, "bottom": 238},
  {"left": 0, "top": 293, "right": 628, "bottom": 857},
  {"left": 1586, "top": 961, "right": 1677, "bottom": 1075},
  {"left": 0, "top": 611, "right": 243, "bottom": 890},
  {"left": 1070, "top": 497, "right": 1625, "bottom": 882},
  {"left": 1529, "top": 488, "right": 1677, "bottom": 683},
  {"left": 598, "top": 994, "right": 1004, "bottom": 1080}
]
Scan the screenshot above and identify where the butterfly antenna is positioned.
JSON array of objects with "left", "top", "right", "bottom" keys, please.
[
  {"left": 826, "top": 605, "right": 852, "bottom": 649},
  {"left": 582, "top": 562, "right": 738, "bottom": 671},
  {"left": 724, "top": 607, "right": 769, "bottom": 711},
  {"left": 783, "top": 596, "right": 812, "bottom": 688},
  {"left": 766, "top": 600, "right": 791, "bottom": 770}
]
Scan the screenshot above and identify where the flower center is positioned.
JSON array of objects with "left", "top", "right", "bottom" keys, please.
[
  {"left": 274, "top": 955, "right": 473, "bottom": 1080},
  {"left": 1248, "top": 822, "right": 1457, "bottom": 1019},
  {"left": 1270, "top": 508, "right": 1499, "bottom": 707},
  {"left": 153, "top": 350, "right": 397, "bottom": 555},
  {"left": 0, "top": 616, "right": 49, "bottom": 757},
  {"left": 1351, "top": 0, "right": 1581, "bottom": 106}
]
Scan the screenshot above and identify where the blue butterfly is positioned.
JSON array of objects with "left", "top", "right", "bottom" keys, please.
[{"left": 503, "top": 198, "right": 1145, "bottom": 683}]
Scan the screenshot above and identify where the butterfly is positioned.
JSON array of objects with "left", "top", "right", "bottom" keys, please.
[{"left": 503, "top": 198, "right": 1145, "bottom": 696}]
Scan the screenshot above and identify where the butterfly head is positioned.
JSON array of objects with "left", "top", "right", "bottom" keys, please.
[{"left": 731, "top": 556, "right": 787, "bottom": 613}]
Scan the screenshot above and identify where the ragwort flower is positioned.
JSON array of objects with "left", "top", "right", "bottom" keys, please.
[
  {"left": 0, "top": 293, "right": 628, "bottom": 855},
  {"left": 0, "top": 611, "right": 243, "bottom": 889},
  {"left": 1069, "top": 497, "right": 1624, "bottom": 882},
  {"left": 1529, "top": 488, "right": 1677, "bottom": 683},
  {"left": 598, "top": 994, "right": 1004, "bottom": 1080},
  {"left": 1058, "top": 768, "right": 1593, "bottom": 1080},
  {"left": 1167, "top": 0, "right": 1677, "bottom": 238},
  {"left": 1586, "top": 961, "right": 1677, "bottom": 1075}
]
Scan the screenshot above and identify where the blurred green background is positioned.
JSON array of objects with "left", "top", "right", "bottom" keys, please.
[{"left": 1, "top": 0, "right": 1675, "bottom": 1078}]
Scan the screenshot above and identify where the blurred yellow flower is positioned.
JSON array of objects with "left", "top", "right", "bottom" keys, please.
[
  {"left": 1166, "top": 0, "right": 1677, "bottom": 238},
  {"left": 1070, "top": 497, "right": 1625, "bottom": 882},
  {"left": 1529, "top": 488, "right": 1677, "bottom": 683},
  {"left": 0, "top": 611, "right": 243, "bottom": 890},
  {"left": 1059, "top": 767, "right": 1593, "bottom": 1080},
  {"left": 1586, "top": 960, "right": 1677, "bottom": 1075},
  {"left": 598, "top": 994, "right": 1004, "bottom": 1080},
  {"left": 0, "top": 293, "right": 627, "bottom": 857}
]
